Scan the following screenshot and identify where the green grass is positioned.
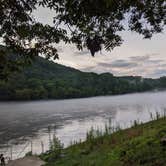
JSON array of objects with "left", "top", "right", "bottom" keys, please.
[{"left": 42, "top": 117, "right": 166, "bottom": 166}]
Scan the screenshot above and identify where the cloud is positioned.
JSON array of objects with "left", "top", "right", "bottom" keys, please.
[
  {"left": 108, "top": 60, "right": 137, "bottom": 68},
  {"left": 146, "top": 59, "right": 163, "bottom": 64},
  {"left": 57, "top": 46, "right": 64, "bottom": 53},
  {"left": 81, "top": 54, "right": 166, "bottom": 78},
  {"left": 146, "top": 53, "right": 160, "bottom": 56},
  {"left": 33, "top": 7, "right": 166, "bottom": 78},
  {"left": 154, "top": 69, "right": 166, "bottom": 75},
  {"left": 82, "top": 66, "right": 96, "bottom": 72},
  {"left": 129, "top": 54, "right": 163, "bottom": 65},
  {"left": 82, "top": 59, "right": 138, "bottom": 75},
  {"left": 74, "top": 50, "right": 90, "bottom": 56},
  {"left": 130, "top": 55, "right": 150, "bottom": 62},
  {"left": 149, "top": 69, "right": 166, "bottom": 78},
  {"left": 97, "top": 60, "right": 138, "bottom": 69}
]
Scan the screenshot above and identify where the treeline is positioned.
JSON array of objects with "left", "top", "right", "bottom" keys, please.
[{"left": 0, "top": 56, "right": 166, "bottom": 100}]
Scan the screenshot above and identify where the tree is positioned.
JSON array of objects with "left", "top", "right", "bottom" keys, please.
[{"left": 0, "top": 0, "right": 166, "bottom": 78}]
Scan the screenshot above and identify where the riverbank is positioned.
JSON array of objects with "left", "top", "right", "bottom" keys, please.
[
  {"left": 1, "top": 55, "right": 166, "bottom": 101},
  {"left": 42, "top": 116, "right": 166, "bottom": 166},
  {"left": 7, "top": 156, "right": 45, "bottom": 166},
  {"left": 1, "top": 91, "right": 166, "bottom": 161}
]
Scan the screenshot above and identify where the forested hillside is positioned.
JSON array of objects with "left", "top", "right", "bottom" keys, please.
[{"left": 0, "top": 56, "right": 166, "bottom": 100}]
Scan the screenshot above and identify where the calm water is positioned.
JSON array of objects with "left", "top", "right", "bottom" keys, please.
[{"left": 0, "top": 91, "right": 166, "bottom": 159}]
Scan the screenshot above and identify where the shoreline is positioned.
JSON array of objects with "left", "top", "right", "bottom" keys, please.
[
  {"left": 42, "top": 116, "right": 166, "bottom": 166},
  {"left": 0, "top": 89, "right": 165, "bottom": 102}
]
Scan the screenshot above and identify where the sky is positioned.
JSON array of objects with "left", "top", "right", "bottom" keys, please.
[{"left": 33, "top": 7, "right": 166, "bottom": 78}]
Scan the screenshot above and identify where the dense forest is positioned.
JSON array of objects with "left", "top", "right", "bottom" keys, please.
[{"left": 0, "top": 56, "right": 166, "bottom": 101}]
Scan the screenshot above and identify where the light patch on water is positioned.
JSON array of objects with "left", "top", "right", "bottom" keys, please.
[{"left": 0, "top": 91, "right": 166, "bottom": 160}]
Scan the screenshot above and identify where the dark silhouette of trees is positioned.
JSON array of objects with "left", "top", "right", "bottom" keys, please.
[
  {"left": 0, "top": 56, "right": 165, "bottom": 101},
  {"left": 0, "top": 0, "right": 166, "bottom": 78}
]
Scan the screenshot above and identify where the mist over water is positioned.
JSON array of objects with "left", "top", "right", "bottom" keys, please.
[{"left": 0, "top": 91, "right": 166, "bottom": 159}]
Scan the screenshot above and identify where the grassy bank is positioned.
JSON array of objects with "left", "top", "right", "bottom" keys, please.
[{"left": 41, "top": 116, "right": 166, "bottom": 166}]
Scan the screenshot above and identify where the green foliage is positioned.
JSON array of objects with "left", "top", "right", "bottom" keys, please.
[
  {"left": 50, "top": 135, "right": 64, "bottom": 160},
  {"left": 0, "top": 0, "right": 166, "bottom": 77},
  {"left": 43, "top": 117, "right": 166, "bottom": 166},
  {"left": 41, "top": 135, "right": 63, "bottom": 162},
  {"left": 25, "top": 151, "right": 33, "bottom": 157},
  {"left": 0, "top": 56, "right": 166, "bottom": 101}
]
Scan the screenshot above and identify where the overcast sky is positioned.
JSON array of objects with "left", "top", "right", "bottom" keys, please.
[{"left": 33, "top": 7, "right": 166, "bottom": 78}]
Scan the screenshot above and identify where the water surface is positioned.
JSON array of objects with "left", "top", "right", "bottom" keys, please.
[{"left": 0, "top": 91, "right": 166, "bottom": 159}]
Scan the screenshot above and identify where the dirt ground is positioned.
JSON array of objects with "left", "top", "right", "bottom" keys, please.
[{"left": 7, "top": 156, "right": 45, "bottom": 166}]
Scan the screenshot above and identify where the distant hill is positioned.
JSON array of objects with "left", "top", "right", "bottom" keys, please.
[{"left": 0, "top": 56, "right": 166, "bottom": 100}]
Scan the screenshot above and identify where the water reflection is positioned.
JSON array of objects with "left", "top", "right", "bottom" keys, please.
[{"left": 0, "top": 91, "right": 166, "bottom": 159}]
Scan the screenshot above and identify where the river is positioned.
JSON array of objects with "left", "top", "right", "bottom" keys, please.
[{"left": 0, "top": 91, "right": 166, "bottom": 159}]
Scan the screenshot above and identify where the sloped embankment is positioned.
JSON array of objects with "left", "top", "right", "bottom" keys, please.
[{"left": 43, "top": 117, "right": 166, "bottom": 166}]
